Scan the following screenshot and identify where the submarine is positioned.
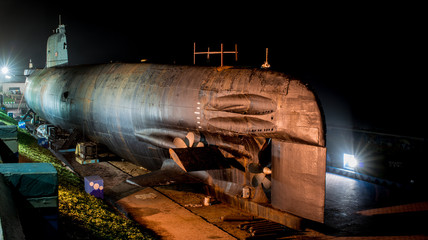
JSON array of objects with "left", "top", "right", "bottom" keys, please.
[{"left": 24, "top": 22, "right": 327, "bottom": 225}]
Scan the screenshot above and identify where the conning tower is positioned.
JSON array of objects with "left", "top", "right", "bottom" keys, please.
[{"left": 46, "top": 16, "right": 68, "bottom": 68}]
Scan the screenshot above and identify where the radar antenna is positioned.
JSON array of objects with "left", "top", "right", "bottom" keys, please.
[{"left": 193, "top": 43, "right": 238, "bottom": 67}]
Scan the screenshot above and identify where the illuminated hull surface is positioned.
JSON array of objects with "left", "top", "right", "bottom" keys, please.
[{"left": 25, "top": 63, "right": 326, "bottom": 223}]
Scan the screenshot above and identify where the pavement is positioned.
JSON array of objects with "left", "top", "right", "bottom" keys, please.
[
  {"left": 117, "top": 187, "right": 234, "bottom": 240},
  {"left": 52, "top": 150, "right": 428, "bottom": 239},
  {"left": 320, "top": 173, "right": 428, "bottom": 239},
  {"left": 53, "top": 152, "right": 240, "bottom": 239}
]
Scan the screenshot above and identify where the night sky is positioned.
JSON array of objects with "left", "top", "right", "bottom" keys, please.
[{"left": 0, "top": 1, "right": 423, "bottom": 137}]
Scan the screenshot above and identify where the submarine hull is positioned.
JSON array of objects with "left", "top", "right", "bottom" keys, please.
[{"left": 25, "top": 63, "right": 327, "bottom": 223}]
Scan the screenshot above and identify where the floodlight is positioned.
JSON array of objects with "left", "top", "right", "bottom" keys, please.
[
  {"left": 344, "top": 153, "right": 358, "bottom": 170},
  {"left": 1, "top": 67, "right": 9, "bottom": 74}
]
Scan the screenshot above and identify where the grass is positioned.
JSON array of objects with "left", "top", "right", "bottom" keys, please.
[
  {"left": 0, "top": 110, "right": 156, "bottom": 240},
  {"left": 2, "top": 96, "right": 15, "bottom": 103}
]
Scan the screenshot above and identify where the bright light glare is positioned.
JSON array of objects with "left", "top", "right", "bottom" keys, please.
[
  {"left": 344, "top": 153, "right": 358, "bottom": 170},
  {"left": 1, "top": 66, "right": 9, "bottom": 74}
]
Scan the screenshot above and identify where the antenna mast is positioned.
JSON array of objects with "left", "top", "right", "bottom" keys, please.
[
  {"left": 193, "top": 43, "right": 238, "bottom": 67},
  {"left": 261, "top": 48, "right": 271, "bottom": 69}
]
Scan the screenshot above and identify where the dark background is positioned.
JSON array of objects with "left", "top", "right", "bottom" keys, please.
[{"left": 0, "top": 1, "right": 424, "bottom": 137}]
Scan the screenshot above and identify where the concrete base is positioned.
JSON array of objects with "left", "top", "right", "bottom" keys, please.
[
  {"left": 211, "top": 186, "right": 303, "bottom": 230},
  {"left": 117, "top": 187, "right": 234, "bottom": 240}
]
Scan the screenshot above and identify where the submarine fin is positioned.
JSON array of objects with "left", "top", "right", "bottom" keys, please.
[{"left": 46, "top": 16, "right": 68, "bottom": 68}]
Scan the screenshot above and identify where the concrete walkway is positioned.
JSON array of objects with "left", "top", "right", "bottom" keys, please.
[
  {"left": 117, "top": 187, "right": 234, "bottom": 240},
  {"left": 54, "top": 153, "right": 236, "bottom": 240}
]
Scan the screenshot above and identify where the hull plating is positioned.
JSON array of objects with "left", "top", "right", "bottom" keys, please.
[{"left": 25, "top": 63, "right": 326, "bottom": 222}]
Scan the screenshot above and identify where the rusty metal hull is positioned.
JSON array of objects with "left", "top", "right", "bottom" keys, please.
[{"left": 25, "top": 63, "right": 326, "bottom": 223}]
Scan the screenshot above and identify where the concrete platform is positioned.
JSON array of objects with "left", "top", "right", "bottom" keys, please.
[
  {"left": 51, "top": 149, "right": 428, "bottom": 239},
  {"left": 320, "top": 173, "right": 428, "bottom": 238},
  {"left": 117, "top": 187, "right": 234, "bottom": 240},
  {"left": 54, "top": 152, "right": 244, "bottom": 239}
]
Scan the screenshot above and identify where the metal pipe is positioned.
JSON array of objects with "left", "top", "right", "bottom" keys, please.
[{"left": 220, "top": 43, "right": 224, "bottom": 67}]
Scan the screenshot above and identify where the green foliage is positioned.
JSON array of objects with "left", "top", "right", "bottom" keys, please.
[
  {"left": 2, "top": 96, "right": 15, "bottom": 103},
  {"left": 0, "top": 109, "right": 18, "bottom": 125},
  {"left": 0, "top": 111, "right": 155, "bottom": 239},
  {"left": 59, "top": 185, "right": 151, "bottom": 239}
]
